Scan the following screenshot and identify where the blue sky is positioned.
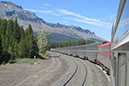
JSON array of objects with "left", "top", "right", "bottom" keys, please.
[{"left": 1, "top": 0, "right": 120, "bottom": 41}]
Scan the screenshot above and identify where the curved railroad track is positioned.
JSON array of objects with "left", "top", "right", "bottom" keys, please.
[
  {"left": 63, "top": 60, "right": 78, "bottom": 86},
  {"left": 62, "top": 56, "right": 88, "bottom": 86},
  {"left": 76, "top": 59, "right": 88, "bottom": 86}
]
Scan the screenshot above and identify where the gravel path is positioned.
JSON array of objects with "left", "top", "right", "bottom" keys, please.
[{"left": 0, "top": 51, "right": 109, "bottom": 86}]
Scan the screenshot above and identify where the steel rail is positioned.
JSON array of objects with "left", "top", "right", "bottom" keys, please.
[
  {"left": 76, "top": 59, "right": 88, "bottom": 86},
  {"left": 63, "top": 60, "right": 78, "bottom": 86}
]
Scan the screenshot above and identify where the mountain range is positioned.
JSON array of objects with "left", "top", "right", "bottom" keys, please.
[{"left": 0, "top": 1, "right": 105, "bottom": 42}]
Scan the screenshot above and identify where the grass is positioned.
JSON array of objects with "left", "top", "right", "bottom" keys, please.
[
  {"left": 14, "top": 58, "right": 43, "bottom": 65},
  {"left": 1, "top": 52, "right": 49, "bottom": 65},
  {"left": 14, "top": 53, "right": 49, "bottom": 65},
  {"left": 38, "top": 53, "right": 49, "bottom": 59}
]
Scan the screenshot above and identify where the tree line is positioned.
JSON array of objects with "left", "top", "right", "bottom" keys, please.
[
  {"left": 50, "top": 39, "right": 96, "bottom": 48},
  {"left": 0, "top": 18, "right": 40, "bottom": 64}
]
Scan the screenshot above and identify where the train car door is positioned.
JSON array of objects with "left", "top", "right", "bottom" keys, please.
[
  {"left": 127, "top": 52, "right": 129, "bottom": 86},
  {"left": 118, "top": 53, "right": 126, "bottom": 86},
  {"left": 110, "top": 52, "right": 117, "bottom": 86}
]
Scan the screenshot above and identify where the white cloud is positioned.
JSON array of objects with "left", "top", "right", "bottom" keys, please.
[
  {"left": 62, "top": 21, "right": 68, "bottom": 23},
  {"left": 26, "top": 8, "right": 112, "bottom": 30},
  {"left": 109, "top": 14, "right": 116, "bottom": 21},
  {"left": 51, "top": 13, "right": 62, "bottom": 16},
  {"left": 72, "top": 18, "right": 102, "bottom": 26},
  {"left": 56, "top": 9, "right": 112, "bottom": 29},
  {"left": 44, "top": 4, "right": 52, "bottom": 7},
  {"left": 26, "top": 9, "right": 62, "bottom": 16},
  {"left": 26, "top": 9, "right": 53, "bottom": 14},
  {"left": 56, "top": 9, "right": 100, "bottom": 22}
]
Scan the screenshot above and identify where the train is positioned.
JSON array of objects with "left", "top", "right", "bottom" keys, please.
[
  {"left": 52, "top": 0, "right": 129, "bottom": 86},
  {"left": 52, "top": 41, "right": 110, "bottom": 74},
  {"left": 110, "top": 0, "right": 129, "bottom": 86}
]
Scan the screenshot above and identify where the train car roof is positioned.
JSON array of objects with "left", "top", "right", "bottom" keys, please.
[
  {"left": 66, "top": 42, "right": 99, "bottom": 48},
  {"left": 53, "top": 41, "right": 106, "bottom": 49},
  {"left": 98, "top": 42, "right": 111, "bottom": 48}
]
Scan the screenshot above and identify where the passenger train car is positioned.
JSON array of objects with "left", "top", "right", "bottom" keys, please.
[
  {"left": 98, "top": 42, "right": 111, "bottom": 75},
  {"left": 110, "top": 0, "right": 129, "bottom": 86},
  {"left": 78, "top": 42, "right": 99, "bottom": 62},
  {"left": 52, "top": 41, "right": 107, "bottom": 64},
  {"left": 52, "top": 0, "right": 129, "bottom": 86}
]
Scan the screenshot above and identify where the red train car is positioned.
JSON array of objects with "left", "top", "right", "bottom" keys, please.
[{"left": 97, "top": 42, "right": 111, "bottom": 75}]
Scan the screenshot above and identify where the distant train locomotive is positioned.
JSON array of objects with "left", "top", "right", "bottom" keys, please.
[{"left": 52, "top": 0, "right": 129, "bottom": 86}]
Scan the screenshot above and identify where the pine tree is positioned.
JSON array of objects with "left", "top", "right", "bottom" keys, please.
[
  {"left": 18, "top": 35, "right": 28, "bottom": 58},
  {"left": 14, "top": 18, "right": 21, "bottom": 42},
  {"left": 0, "top": 18, "right": 39, "bottom": 63},
  {"left": 20, "top": 26, "right": 25, "bottom": 37},
  {"left": 29, "top": 36, "right": 39, "bottom": 57},
  {"left": 23, "top": 24, "right": 39, "bottom": 58},
  {"left": 0, "top": 34, "right": 2, "bottom": 64},
  {"left": 25, "top": 24, "right": 33, "bottom": 58},
  {"left": 0, "top": 19, "right": 7, "bottom": 36},
  {"left": 25, "top": 24, "right": 33, "bottom": 37}
]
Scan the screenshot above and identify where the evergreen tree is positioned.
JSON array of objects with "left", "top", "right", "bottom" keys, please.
[
  {"left": 25, "top": 24, "right": 33, "bottom": 37},
  {"left": 0, "top": 34, "right": 2, "bottom": 64},
  {"left": 29, "top": 36, "right": 39, "bottom": 57},
  {"left": 0, "top": 19, "right": 7, "bottom": 36},
  {"left": 23, "top": 24, "right": 39, "bottom": 58},
  {"left": 18, "top": 35, "right": 29, "bottom": 58},
  {"left": 0, "top": 18, "right": 39, "bottom": 63},
  {"left": 14, "top": 18, "right": 21, "bottom": 42},
  {"left": 20, "top": 26, "right": 25, "bottom": 37}
]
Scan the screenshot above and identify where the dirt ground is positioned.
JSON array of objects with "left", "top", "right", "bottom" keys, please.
[
  {"left": 0, "top": 51, "right": 109, "bottom": 86},
  {"left": 0, "top": 52, "right": 68, "bottom": 86}
]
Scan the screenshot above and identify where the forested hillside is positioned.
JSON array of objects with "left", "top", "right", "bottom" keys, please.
[{"left": 50, "top": 39, "right": 96, "bottom": 48}]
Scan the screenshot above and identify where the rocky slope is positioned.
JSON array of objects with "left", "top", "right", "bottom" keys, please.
[{"left": 0, "top": 1, "right": 105, "bottom": 42}]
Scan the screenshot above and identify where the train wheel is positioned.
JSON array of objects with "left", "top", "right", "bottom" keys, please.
[
  {"left": 84, "top": 56, "right": 86, "bottom": 60},
  {"left": 102, "top": 66, "right": 104, "bottom": 70},
  {"left": 87, "top": 57, "right": 89, "bottom": 60},
  {"left": 94, "top": 60, "right": 97, "bottom": 64},
  {"left": 107, "top": 69, "right": 110, "bottom": 75}
]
